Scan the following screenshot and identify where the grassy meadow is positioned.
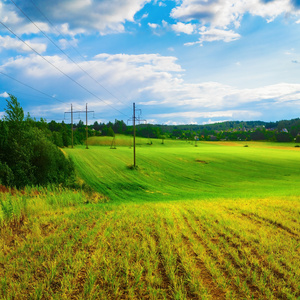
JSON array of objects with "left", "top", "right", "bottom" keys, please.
[
  {"left": 1, "top": 135, "right": 300, "bottom": 299},
  {"left": 69, "top": 135, "right": 300, "bottom": 202}
]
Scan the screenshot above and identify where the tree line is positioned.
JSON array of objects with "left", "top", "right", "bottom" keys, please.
[
  {"left": 2, "top": 95, "right": 299, "bottom": 151},
  {"left": 1, "top": 94, "right": 299, "bottom": 188},
  {"left": 0, "top": 95, "right": 75, "bottom": 188},
  {"left": 13, "top": 112, "right": 300, "bottom": 148}
]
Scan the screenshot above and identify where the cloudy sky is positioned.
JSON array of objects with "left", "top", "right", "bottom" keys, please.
[{"left": 1, "top": 0, "right": 300, "bottom": 125}]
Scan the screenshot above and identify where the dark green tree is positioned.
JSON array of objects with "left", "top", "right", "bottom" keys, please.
[
  {"left": 107, "top": 127, "right": 115, "bottom": 137},
  {"left": 276, "top": 132, "right": 293, "bottom": 142},
  {"left": 0, "top": 95, "right": 75, "bottom": 188}
]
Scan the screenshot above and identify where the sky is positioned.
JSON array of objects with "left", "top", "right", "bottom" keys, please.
[{"left": 1, "top": 0, "right": 300, "bottom": 125}]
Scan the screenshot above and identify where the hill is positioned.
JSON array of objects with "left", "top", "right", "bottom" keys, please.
[
  {"left": 66, "top": 135, "right": 300, "bottom": 202},
  {"left": 0, "top": 138, "right": 299, "bottom": 299}
]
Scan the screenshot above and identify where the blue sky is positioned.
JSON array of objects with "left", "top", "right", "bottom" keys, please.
[{"left": 1, "top": 0, "right": 300, "bottom": 125}]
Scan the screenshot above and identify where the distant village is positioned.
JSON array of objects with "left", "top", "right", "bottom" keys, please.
[
  {"left": 11, "top": 118, "right": 299, "bottom": 149},
  {"left": 84, "top": 118, "right": 300, "bottom": 144}
]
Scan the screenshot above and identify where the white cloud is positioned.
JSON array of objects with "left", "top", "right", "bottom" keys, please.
[
  {"left": 171, "top": 22, "right": 196, "bottom": 34},
  {"left": 0, "top": 1, "right": 23, "bottom": 27},
  {"left": 0, "top": 0, "right": 51, "bottom": 36},
  {"left": 202, "top": 119, "right": 229, "bottom": 125},
  {"left": 0, "top": 91, "right": 9, "bottom": 98},
  {"left": 0, "top": 0, "right": 151, "bottom": 36},
  {"left": 1, "top": 54, "right": 78, "bottom": 78},
  {"left": 171, "top": 0, "right": 296, "bottom": 28},
  {"left": 148, "top": 23, "right": 159, "bottom": 29},
  {"left": 94, "top": 53, "right": 183, "bottom": 72},
  {"left": 0, "top": 52, "right": 184, "bottom": 112},
  {"left": 15, "top": 22, "right": 50, "bottom": 36},
  {"left": 57, "top": 23, "right": 85, "bottom": 37},
  {"left": 58, "top": 37, "right": 78, "bottom": 50},
  {"left": 140, "top": 78, "right": 300, "bottom": 113},
  {"left": 200, "top": 28, "right": 240, "bottom": 42},
  {"left": 159, "top": 2, "right": 167, "bottom": 7},
  {"left": 285, "top": 48, "right": 295, "bottom": 55},
  {"left": 162, "top": 20, "right": 168, "bottom": 28},
  {"left": 153, "top": 0, "right": 167, "bottom": 6},
  {"left": 2, "top": 51, "right": 300, "bottom": 123},
  {"left": 151, "top": 110, "right": 262, "bottom": 120},
  {"left": 185, "top": 28, "right": 240, "bottom": 45},
  {"left": 0, "top": 35, "right": 47, "bottom": 53},
  {"left": 171, "top": 0, "right": 298, "bottom": 45}
]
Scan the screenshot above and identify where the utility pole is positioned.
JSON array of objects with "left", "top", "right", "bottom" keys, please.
[
  {"left": 71, "top": 104, "right": 73, "bottom": 148},
  {"left": 86, "top": 103, "right": 88, "bottom": 149},
  {"left": 128, "top": 102, "right": 146, "bottom": 168},
  {"left": 133, "top": 102, "right": 136, "bottom": 167},
  {"left": 64, "top": 104, "right": 94, "bottom": 149}
]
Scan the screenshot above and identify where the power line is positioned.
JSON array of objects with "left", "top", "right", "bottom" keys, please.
[
  {"left": 0, "top": 70, "right": 67, "bottom": 104},
  {"left": 10, "top": 0, "right": 132, "bottom": 113},
  {"left": 0, "top": 20, "right": 129, "bottom": 118},
  {"left": 30, "top": 0, "right": 134, "bottom": 107},
  {"left": 29, "top": 0, "right": 87, "bottom": 62}
]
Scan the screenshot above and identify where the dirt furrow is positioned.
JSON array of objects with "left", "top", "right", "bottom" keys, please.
[
  {"left": 150, "top": 229, "right": 174, "bottom": 299},
  {"left": 70, "top": 221, "right": 109, "bottom": 299},
  {"left": 160, "top": 217, "right": 200, "bottom": 299},
  {"left": 227, "top": 207, "right": 299, "bottom": 240},
  {"left": 171, "top": 210, "right": 226, "bottom": 300},
  {"left": 182, "top": 209, "right": 249, "bottom": 299},
  {"left": 203, "top": 208, "right": 300, "bottom": 299}
]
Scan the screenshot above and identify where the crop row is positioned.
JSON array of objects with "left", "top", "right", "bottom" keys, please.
[{"left": 0, "top": 196, "right": 299, "bottom": 299}]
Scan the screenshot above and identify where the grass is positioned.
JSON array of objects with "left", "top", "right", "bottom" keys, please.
[
  {"left": 68, "top": 135, "right": 300, "bottom": 202},
  {"left": 1, "top": 136, "right": 300, "bottom": 299}
]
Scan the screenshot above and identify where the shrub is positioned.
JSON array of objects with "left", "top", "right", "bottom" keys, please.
[
  {"left": 0, "top": 95, "right": 75, "bottom": 188},
  {"left": 0, "top": 162, "right": 14, "bottom": 186}
]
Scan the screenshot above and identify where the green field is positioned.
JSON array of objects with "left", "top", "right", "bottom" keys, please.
[
  {"left": 1, "top": 136, "right": 300, "bottom": 299},
  {"left": 69, "top": 136, "right": 300, "bottom": 202}
]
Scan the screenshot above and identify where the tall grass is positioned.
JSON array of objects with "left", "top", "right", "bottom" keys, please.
[
  {"left": 0, "top": 196, "right": 299, "bottom": 299},
  {"left": 0, "top": 185, "right": 108, "bottom": 225},
  {"left": 1, "top": 139, "right": 300, "bottom": 299}
]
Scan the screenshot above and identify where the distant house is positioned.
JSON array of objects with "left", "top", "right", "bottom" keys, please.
[
  {"left": 281, "top": 128, "right": 288, "bottom": 133},
  {"left": 208, "top": 135, "right": 218, "bottom": 141}
]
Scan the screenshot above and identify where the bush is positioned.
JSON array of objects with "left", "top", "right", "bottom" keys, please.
[
  {"left": 276, "top": 132, "right": 293, "bottom": 142},
  {"left": 0, "top": 95, "right": 75, "bottom": 188},
  {"left": 28, "top": 127, "right": 75, "bottom": 185},
  {"left": 0, "top": 162, "right": 14, "bottom": 186}
]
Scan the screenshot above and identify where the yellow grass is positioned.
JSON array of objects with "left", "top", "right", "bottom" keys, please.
[{"left": 0, "top": 194, "right": 299, "bottom": 299}]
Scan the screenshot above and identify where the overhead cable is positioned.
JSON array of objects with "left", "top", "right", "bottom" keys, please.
[
  {"left": 10, "top": 0, "right": 132, "bottom": 114},
  {"left": 0, "top": 70, "right": 67, "bottom": 104},
  {"left": 0, "top": 20, "right": 129, "bottom": 118}
]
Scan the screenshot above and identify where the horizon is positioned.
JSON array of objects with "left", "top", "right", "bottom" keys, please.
[
  {"left": 1, "top": 0, "right": 300, "bottom": 125},
  {"left": 1, "top": 93, "right": 299, "bottom": 127}
]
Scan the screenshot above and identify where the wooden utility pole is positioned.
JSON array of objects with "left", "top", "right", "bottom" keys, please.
[
  {"left": 71, "top": 104, "right": 73, "bottom": 148},
  {"left": 128, "top": 103, "right": 146, "bottom": 168},
  {"left": 86, "top": 103, "right": 88, "bottom": 149},
  {"left": 133, "top": 102, "right": 136, "bottom": 167},
  {"left": 64, "top": 104, "right": 94, "bottom": 149}
]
